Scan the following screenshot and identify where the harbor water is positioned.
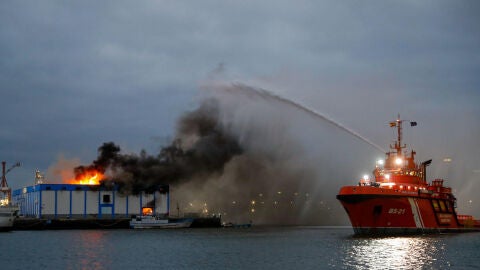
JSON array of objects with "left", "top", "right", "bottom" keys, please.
[{"left": 1, "top": 227, "right": 479, "bottom": 270}]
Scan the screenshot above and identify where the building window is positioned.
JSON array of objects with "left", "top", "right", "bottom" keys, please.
[{"left": 103, "top": 194, "right": 111, "bottom": 203}]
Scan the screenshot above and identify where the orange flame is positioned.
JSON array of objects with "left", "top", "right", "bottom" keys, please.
[
  {"left": 142, "top": 207, "right": 154, "bottom": 216},
  {"left": 68, "top": 170, "right": 104, "bottom": 185}
]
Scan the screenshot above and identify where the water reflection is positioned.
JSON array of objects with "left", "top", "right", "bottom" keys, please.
[
  {"left": 342, "top": 236, "right": 446, "bottom": 269},
  {"left": 67, "top": 231, "right": 112, "bottom": 270}
]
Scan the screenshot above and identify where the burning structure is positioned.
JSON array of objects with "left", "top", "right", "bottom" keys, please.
[
  {"left": 12, "top": 164, "right": 169, "bottom": 223},
  {"left": 11, "top": 183, "right": 169, "bottom": 220}
]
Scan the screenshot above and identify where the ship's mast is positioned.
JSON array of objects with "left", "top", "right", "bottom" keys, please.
[{"left": 390, "top": 114, "right": 406, "bottom": 155}]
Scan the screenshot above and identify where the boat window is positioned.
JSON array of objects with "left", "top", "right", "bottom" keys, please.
[
  {"left": 438, "top": 200, "right": 446, "bottom": 212},
  {"left": 432, "top": 200, "right": 440, "bottom": 212},
  {"left": 445, "top": 201, "right": 452, "bottom": 212}
]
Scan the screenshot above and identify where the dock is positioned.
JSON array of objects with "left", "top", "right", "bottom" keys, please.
[{"left": 13, "top": 216, "right": 221, "bottom": 230}]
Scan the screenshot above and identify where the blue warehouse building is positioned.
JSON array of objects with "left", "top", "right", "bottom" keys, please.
[{"left": 12, "top": 184, "right": 169, "bottom": 219}]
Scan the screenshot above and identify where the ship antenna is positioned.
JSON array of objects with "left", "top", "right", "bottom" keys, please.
[
  {"left": 389, "top": 114, "right": 417, "bottom": 155},
  {"left": 397, "top": 114, "right": 403, "bottom": 155},
  {"left": 390, "top": 114, "right": 406, "bottom": 155}
]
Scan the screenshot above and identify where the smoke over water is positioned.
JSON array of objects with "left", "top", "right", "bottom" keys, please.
[{"left": 72, "top": 82, "right": 380, "bottom": 225}]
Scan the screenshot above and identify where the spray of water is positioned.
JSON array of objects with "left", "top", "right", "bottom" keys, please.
[{"left": 209, "top": 82, "right": 386, "bottom": 153}]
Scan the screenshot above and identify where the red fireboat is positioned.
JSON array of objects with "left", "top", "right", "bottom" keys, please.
[{"left": 337, "top": 116, "right": 480, "bottom": 235}]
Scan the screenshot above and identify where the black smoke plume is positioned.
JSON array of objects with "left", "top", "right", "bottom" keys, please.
[{"left": 74, "top": 99, "right": 243, "bottom": 194}]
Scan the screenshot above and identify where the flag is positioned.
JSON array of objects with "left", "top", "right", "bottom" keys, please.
[
  {"left": 422, "top": 159, "right": 432, "bottom": 166},
  {"left": 410, "top": 121, "right": 417, "bottom": 126},
  {"left": 389, "top": 121, "right": 396, "bottom": 127}
]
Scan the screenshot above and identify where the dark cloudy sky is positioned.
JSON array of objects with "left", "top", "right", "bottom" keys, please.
[{"left": 1, "top": 1, "right": 479, "bottom": 213}]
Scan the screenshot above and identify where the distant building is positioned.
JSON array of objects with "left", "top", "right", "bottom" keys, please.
[{"left": 12, "top": 184, "right": 169, "bottom": 219}]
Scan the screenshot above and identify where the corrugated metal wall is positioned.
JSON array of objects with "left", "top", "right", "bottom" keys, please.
[{"left": 12, "top": 184, "right": 169, "bottom": 219}]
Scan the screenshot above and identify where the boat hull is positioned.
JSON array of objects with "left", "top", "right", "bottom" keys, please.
[
  {"left": 337, "top": 186, "right": 480, "bottom": 235},
  {"left": 0, "top": 206, "right": 17, "bottom": 232},
  {"left": 130, "top": 221, "right": 192, "bottom": 229},
  {"left": 351, "top": 226, "right": 480, "bottom": 235},
  {"left": 0, "top": 217, "right": 14, "bottom": 231},
  {"left": 129, "top": 216, "right": 193, "bottom": 229}
]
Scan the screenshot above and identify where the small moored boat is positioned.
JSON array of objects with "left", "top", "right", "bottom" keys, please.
[
  {"left": 0, "top": 205, "right": 18, "bottom": 232},
  {"left": 129, "top": 215, "right": 193, "bottom": 229}
]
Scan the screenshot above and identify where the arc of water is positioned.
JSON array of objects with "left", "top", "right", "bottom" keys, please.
[{"left": 212, "top": 82, "right": 386, "bottom": 153}]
